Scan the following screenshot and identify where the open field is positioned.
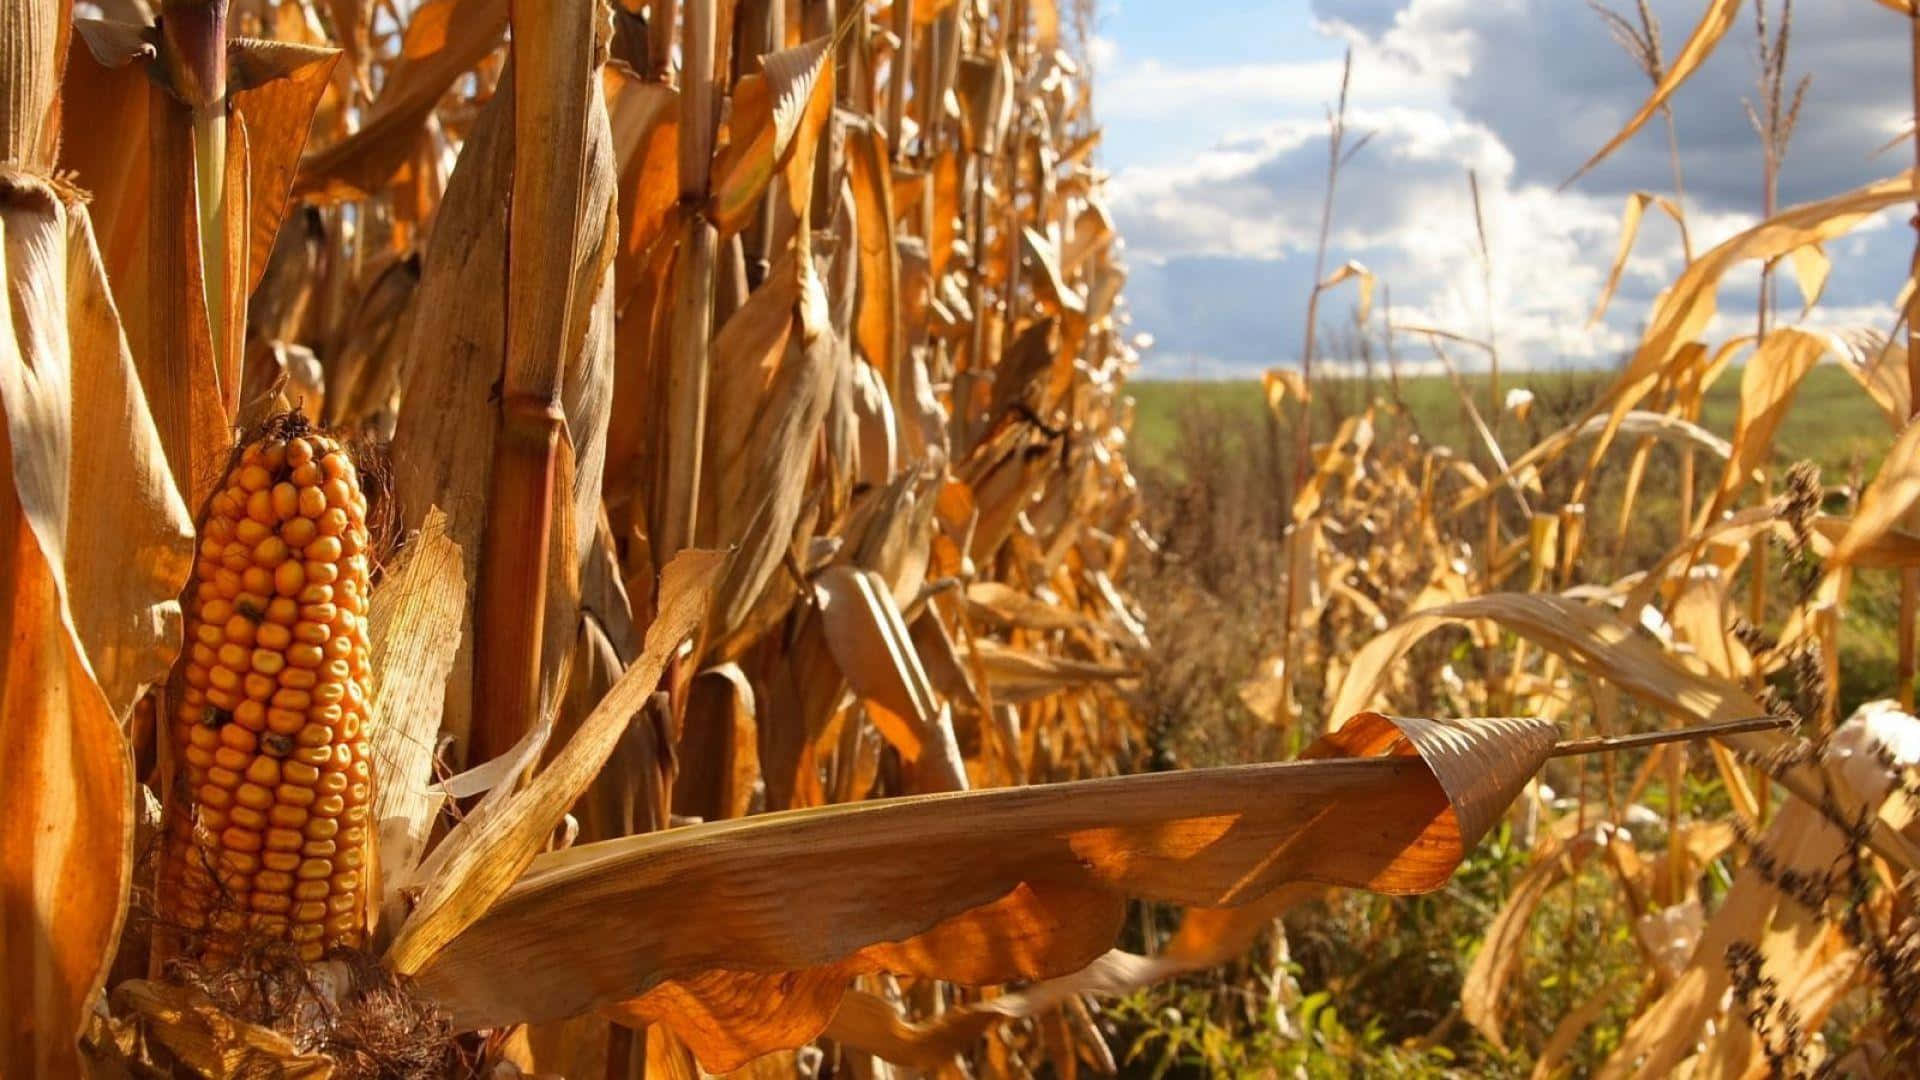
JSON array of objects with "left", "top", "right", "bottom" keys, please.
[
  {"left": 1127, "top": 365, "right": 1894, "bottom": 480},
  {"left": 1129, "top": 363, "right": 1910, "bottom": 725}
]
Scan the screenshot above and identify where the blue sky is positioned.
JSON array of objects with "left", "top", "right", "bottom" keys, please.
[
  {"left": 1093, "top": 1, "right": 1343, "bottom": 170},
  {"left": 1091, "top": 0, "right": 1915, "bottom": 378}
]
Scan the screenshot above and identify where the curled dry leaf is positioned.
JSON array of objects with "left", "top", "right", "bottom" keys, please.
[
  {"left": 708, "top": 36, "right": 834, "bottom": 236},
  {"left": 968, "top": 638, "right": 1136, "bottom": 704},
  {"left": 1565, "top": 409, "right": 1731, "bottom": 460},
  {"left": 1562, "top": 0, "right": 1741, "bottom": 189},
  {"left": 1705, "top": 326, "right": 1833, "bottom": 520},
  {"left": 295, "top": 0, "right": 509, "bottom": 200},
  {"left": 0, "top": 174, "right": 149, "bottom": 1077},
  {"left": 1588, "top": 191, "right": 1688, "bottom": 327},
  {"left": 1317, "top": 259, "right": 1373, "bottom": 321},
  {"left": 1461, "top": 825, "right": 1613, "bottom": 1049},
  {"left": 111, "top": 980, "right": 334, "bottom": 1079},
  {"left": 1830, "top": 414, "right": 1920, "bottom": 567},
  {"left": 365, "top": 510, "right": 466, "bottom": 927},
  {"left": 384, "top": 548, "right": 728, "bottom": 974},
  {"left": 409, "top": 712, "right": 1559, "bottom": 1070},
  {"left": 813, "top": 565, "right": 967, "bottom": 790},
  {"left": 825, "top": 883, "right": 1328, "bottom": 1068}
]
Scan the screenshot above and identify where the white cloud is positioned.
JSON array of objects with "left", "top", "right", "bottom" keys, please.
[
  {"left": 1105, "top": 0, "right": 1915, "bottom": 377},
  {"left": 1098, "top": 55, "right": 1440, "bottom": 124},
  {"left": 1317, "top": 0, "right": 1909, "bottom": 209},
  {"left": 1111, "top": 106, "right": 1653, "bottom": 372},
  {"left": 1111, "top": 108, "right": 1516, "bottom": 257},
  {"left": 1087, "top": 33, "right": 1119, "bottom": 69}
]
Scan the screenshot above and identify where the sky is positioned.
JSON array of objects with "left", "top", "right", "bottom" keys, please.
[{"left": 1089, "top": 0, "right": 1916, "bottom": 378}]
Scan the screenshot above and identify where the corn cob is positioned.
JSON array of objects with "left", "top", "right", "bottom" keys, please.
[{"left": 162, "top": 416, "right": 374, "bottom": 963}]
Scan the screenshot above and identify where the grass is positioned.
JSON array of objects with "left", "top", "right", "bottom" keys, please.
[
  {"left": 1127, "top": 363, "right": 1907, "bottom": 711},
  {"left": 1126, "top": 364, "right": 1892, "bottom": 481}
]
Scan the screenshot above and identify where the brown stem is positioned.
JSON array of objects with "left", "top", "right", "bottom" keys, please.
[
  {"left": 1547, "top": 715, "right": 1790, "bottom": 758},
  {"left": 655, "top": 0, "right": 720, "bottom": 558},
  {"left": 161, "top": 0, "right": 231, "bottom": 400},
  {"left": 472, "top": 396, "right": 564, "bottom": 764},
  {"left": 887, "top": 0, "right": 913, "bottom": 159},
  {"left": 658, "top": 215, "right": 719, "bottom": 556},
  {"left": 1901, "top": 10, "right": 1920, "bottom": 708},
  {"left": 1277, "top": 50, "right": 1353, "bottom": 727},
  {"left": 648, "top": 0, "right": 678, "bottom": 82},
  {"left": 745, "top": 0, "right": 783, "bottom": 289},
  {"left": 473, "top": 0, "right": 601, "bottom": 764},
  {"left": 808, "top": 0, "right": 840, "bottom": 223}
]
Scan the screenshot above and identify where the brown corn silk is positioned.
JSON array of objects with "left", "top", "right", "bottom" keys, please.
[{"left": 161, "top": 415, "right": 375, "bottom": 962}]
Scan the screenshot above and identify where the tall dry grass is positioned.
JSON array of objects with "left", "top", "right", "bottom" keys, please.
[{"left": 1110, "top": 1, "right": 1920, "bottom": 1072}]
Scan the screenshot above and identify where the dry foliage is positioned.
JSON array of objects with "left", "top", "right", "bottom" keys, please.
[{"left": 5, "top": 0, "right": 1920, "bottom": 1076}]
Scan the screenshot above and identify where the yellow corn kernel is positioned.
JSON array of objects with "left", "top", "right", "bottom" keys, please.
[{"left": 160, "top": 418, "right": 374, "bottom": 966}]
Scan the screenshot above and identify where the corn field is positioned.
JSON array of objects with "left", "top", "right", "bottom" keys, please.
[{"left": 3, "top": 0, "right": 1920, "bottom": 1074}]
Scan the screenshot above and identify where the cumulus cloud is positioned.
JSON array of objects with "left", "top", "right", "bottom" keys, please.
[
  {"left": 1109, "top": 105, "right": 1647, "bottom": 373},
  {"left": 1113, "top": 108, "right": 1514, "bottom": 258},
  {"left": 1100, "top": 0, "right": 1911, "bottom": 377},
  {"left": 1314, "top": 0, "right": 1910, "bottom": 210}
]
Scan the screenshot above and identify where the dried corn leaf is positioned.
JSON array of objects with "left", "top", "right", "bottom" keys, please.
[
  {"left": 1474, "top": 169, "right": 1919, "bottom": 514},
  {"left": 827, "top": 883, "right": 1327, "bottom": 1068},
  {"left": 1786, "top": 241, "right": 1829, "bottom": 314},
  {"left": 366, "top": 511, "right": 466, "bottom": 926},
  {"left": 708, "top": 36, "right": 833, "bottom": 236},
  {"left": 389, "top": 69, "right": 514, "bottom": 762},
  {"left": 296, "top": 0, "right": 509, "bottom": 200},
  {"left": 1597, "top": 797, "right": 1844, "bottom": 1079},
  {"left": 412, "top": 712, "right": 1559, "bottom": 1071},
  {"left": 71, "top": 25, "right": 241, "bottom": 509},
  {"left": 1262, "top": 367, "right": 1309, "bottom": 414},
  {"left": 815, "top": 567, "right": 937, "bottom": 758},
  {"left": 1707, "top": 326, "right": 1832, "bottom": 516},
  {"left": 703, "top": 251, "right": 838, "bottom": 641},
  {"left": 0, "top": 0, "right": 64, "bottom": 170},
  {"left": 1566, "top": 409, "right": 1730, "bottom": 460},
  {"left": 47, "top": 183, "right": 194, "bottom": 717},
  {"left": 1837, "top": 331, "right": 1911, "bottom": 428},
  {"left": 1563, "top": 0, "right": 1740, "bottom": 188},
  {"left": 112, "top": 981, "right": 333, "bottom": 1079},
  {"left": 966, "top": 580, "right": 1097, "bottom": 634},
  {"left": 226, "top": 39, "right": 341, "bottom": 292},
  {"left": 848, "top": 115, "right": 900, "bottom": 388},
  {"left": 673, "top": 663, "right": 760, "bottom": 823},
  {"left": 968, "top": 639, "right": 1135, "bottom": 704},
  {"left": 0, "top": 174, "right": 141, "bottom": 1077},
  {"left": 57, "top": 22, "right": 150, "bottom": 319},
  {"left": 1318, "top": 259, "right": 1373, "bottom": 321},
  {"left": 1830, "top": 414, "right": 1920, "bottom": 566},
  {"left": 1462, "top": 826, "right": 1609, "bottom": 1048},
  {"left": 1588, "top": 192, "right": 1687, "bottom": 327},
  {"left": 385, "top": 548, "right": 725, "bottom": 974}
]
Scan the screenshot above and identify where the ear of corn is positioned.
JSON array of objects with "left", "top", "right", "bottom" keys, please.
[{"left": 161, "top": 416, "right": 374, "bottom": 963}]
